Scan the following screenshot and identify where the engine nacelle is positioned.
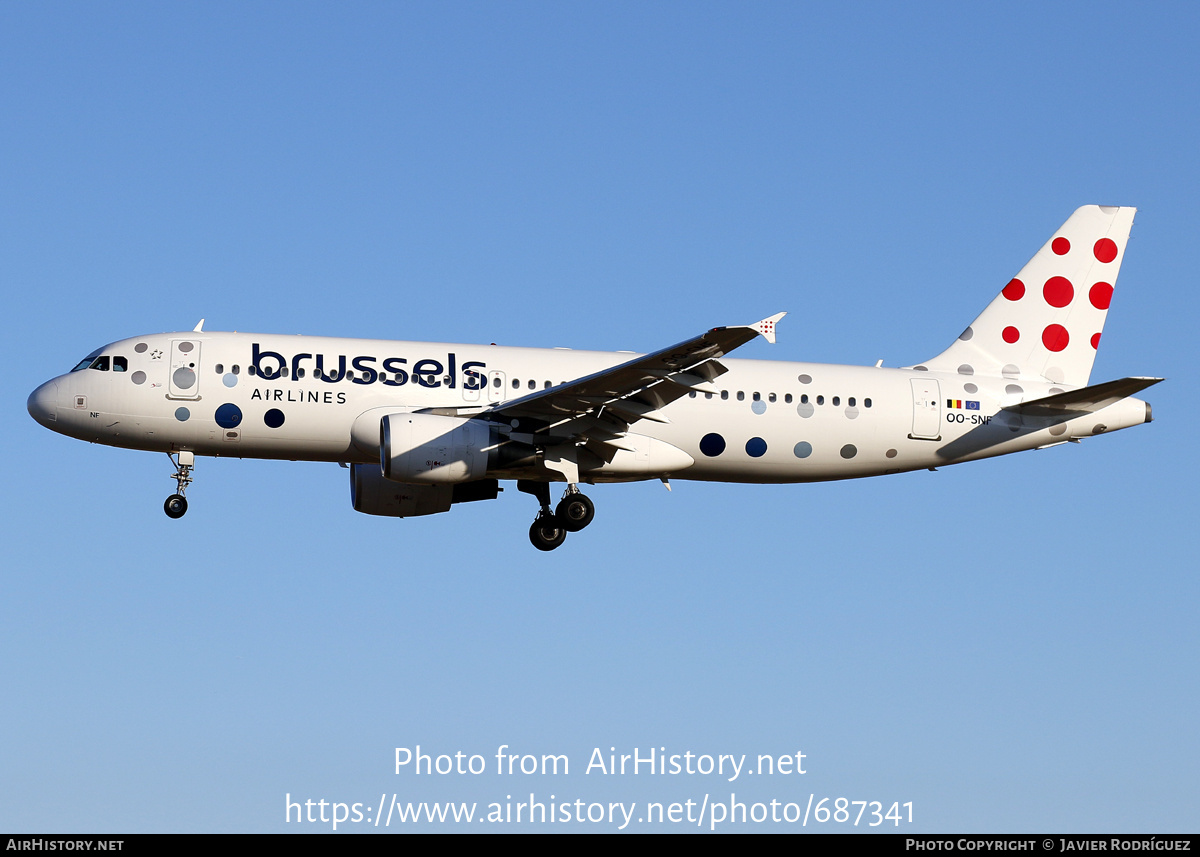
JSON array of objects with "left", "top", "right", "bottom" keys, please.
[
  {"left": 381, "top": 413, "right": 492, "bottom": 484},
  {"left": 351, "top": 463, "right": 500, "bottom": 517}
]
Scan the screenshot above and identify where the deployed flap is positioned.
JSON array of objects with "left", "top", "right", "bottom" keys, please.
[
  {"left": 1005, "top": 376, "right": 1162, "bottom": 417},
  {"left": 487, "top": 314, "right": 785, "bottom": 426}
]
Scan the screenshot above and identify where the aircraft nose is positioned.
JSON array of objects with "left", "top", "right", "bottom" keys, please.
[{"left": 27, "top": 380, "right": 59, "bottom": 426}]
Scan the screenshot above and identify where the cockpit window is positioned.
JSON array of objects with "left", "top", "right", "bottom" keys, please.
[
  {"left": 89, "top": 356, "right": 111, "bottom": 371},
  {"left": 71, "top": 349, "right": 103, "bottom": 372},
  {"left": 113, "top": 356, "right": 127, "bottom": 372}
]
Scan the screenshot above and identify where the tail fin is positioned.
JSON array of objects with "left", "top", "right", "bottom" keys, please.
[{"left": 919, "top": 205, "right": 1136, "bottom": 387}]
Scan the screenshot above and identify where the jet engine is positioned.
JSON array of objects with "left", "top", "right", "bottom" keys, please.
[
  {"left": 351, "top": 462, "right": 500, "bottom": 518},
  {"left": 380, "top": 413, "right": 491, "bottom": 483},
  {"left": 377, "top": 413, "right": 536, "bottom": 484}
]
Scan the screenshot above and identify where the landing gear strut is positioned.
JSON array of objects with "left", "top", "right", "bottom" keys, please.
[
  {"left": 164, "top": 451, "right": 194, "bottom": 519},
  {"left": 518, "top": 480, "right": 594, "bottom": 550}
]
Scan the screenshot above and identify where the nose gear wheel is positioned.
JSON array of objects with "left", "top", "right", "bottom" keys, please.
[
  {"left": 164, "top": 494, "right": 188, "bottom": 518},
  {"left": 164, "top": 452, "right": 195, "bottom": 519}
]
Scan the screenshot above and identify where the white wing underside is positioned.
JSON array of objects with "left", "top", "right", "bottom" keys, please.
[{"left": 484, "top": 313, "right": 785, "bottom": 461}]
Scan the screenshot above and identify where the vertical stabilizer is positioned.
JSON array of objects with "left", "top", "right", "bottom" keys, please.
[{"left": 919, "top": 205, "right": 1135, "bottom": 387}]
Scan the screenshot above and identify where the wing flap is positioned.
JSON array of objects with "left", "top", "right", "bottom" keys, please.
[{"left": 488, "top": 314, "right": 784, "bottom": 427}]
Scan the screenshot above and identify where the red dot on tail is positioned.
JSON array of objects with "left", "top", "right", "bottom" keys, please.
[
  {"left": 1091, "top": 332, "right": 1101, "bottom": 349},
  {"left": 1052, "top": 237, "right": 1070, "bottom": 255},
  {"left": 1094, "top": 238, "right": 1118, "bottom": 263},
  {"left": 1002, "top": 279, "right": 1025, "bottom": 301},
  {"left": 1090, "top": 281, "right": 1113, "bottom": 310},
  {"left": 1042, "top": 324, "right": 1069, "bottom": 352},
  {"left": 1002, "top": 326, "right": 1020, "bottom": 343},
  {"left": 1043, "top": 276, "right": 1074, "bottom": 308}
]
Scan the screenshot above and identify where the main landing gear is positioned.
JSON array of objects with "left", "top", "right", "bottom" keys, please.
[
  {"left": 164, "top": 451, "right": 194, "bottom": 519},
  {"left": 519, "top": 480, "right": 595, "bottom": 551}
]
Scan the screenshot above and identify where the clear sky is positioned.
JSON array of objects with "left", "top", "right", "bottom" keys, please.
[{"left": 2, "top": 2, "right": 1197, "bottom": 833}]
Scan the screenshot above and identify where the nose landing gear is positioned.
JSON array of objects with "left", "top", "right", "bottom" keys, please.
[
  {"left": 164, "top": 493, "right": 188, "bottom": 518},
  {"left": 164, "top": 451, "right": 194, "bottom": 519},
  {"left": 519, "top": 480, "right": 595, "bottom": 551}
]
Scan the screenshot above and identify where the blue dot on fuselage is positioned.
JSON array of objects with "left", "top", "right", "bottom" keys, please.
[
  {"left": 746, "top": 437, "right": 767, "bottom": 457},
  {"left": 215, "top": 403, "right": 242, "bottom": 429},
  {"left": 699, "top": 433, "right": 726, "bottom": 457},
  {"left": 264, "top": 408, "right": 285, "bottom": 429}
]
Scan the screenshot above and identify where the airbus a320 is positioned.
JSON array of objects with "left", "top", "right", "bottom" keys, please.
[{"left": 28, "top": 206, "right": 1160, "bottom": 550}]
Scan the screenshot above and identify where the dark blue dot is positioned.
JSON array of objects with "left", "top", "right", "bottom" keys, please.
[
  {"left": 264, "top": 408, "right": 285, "bottom": 429},
  {"left": 214, "top": 403, "right": 242, "bottom": 429},
  {"left": 174, "top": 407, "right": 190, "bottom": 422},
  {"left": 746, "top": 437, "right": 767, "bottom": 457},
  {"left": 699, "top": 432, "right": 726, "bottom": 457}
]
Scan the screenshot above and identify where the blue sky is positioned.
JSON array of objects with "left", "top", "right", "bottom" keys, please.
[{"left": 2, "top": 2, "right": 1197, "bottom": 832}]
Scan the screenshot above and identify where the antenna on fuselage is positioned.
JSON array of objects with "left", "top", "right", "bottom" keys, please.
[{"left": 193, "top": 319, "right": 205, "bottom": 332}]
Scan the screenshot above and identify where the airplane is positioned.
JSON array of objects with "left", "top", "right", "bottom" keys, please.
[{"left": 27, "top": 205, "right": 1160, "bottom": 551}]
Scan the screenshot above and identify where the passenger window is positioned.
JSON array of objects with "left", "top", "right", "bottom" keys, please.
[
  {"left": 849, "top": 397, "right": 856, "bottom": 407},
  {"left": 833, "top": 396, "right": 840, "bottom": 406},
  {"left": 801, "top": 394, "right": 808, "bottom": 404},
  {"left": 705, "top": 392, "right": 713, "bottom": 400},
  {"left": 248, "top": 365, "right": 257, "bottom": 376},
  {"left": 865, "top": 398, "right": 872, "bottom": 408},
  {"left": 232, "top": 365, "right": 240, "bottom": 375},
  {"left": 817, "top": 395, "right": 824, "bottom": 405},
  {"left": 785, "top": 394, "right": 793, "bottom": 404},
  {"left": 752, "top": 392, "right": 760, "bottom": 401},
  {"left": 721, "top": 391, "right": 729, "bottom": 400},
  {"left": 737, "top": 391, "right": 745, "bottom": 401},
  {"left": 528, "top": 379, "right": 536, "bottom": 390},
  {"left": 512, "top": 379, "right": 520, "bottom": 389},
  {"left": 689, "top": 391, "right": 697, "bottom": 398},
  {"left": 113, "top": 356, "right": 127, "bottom": 372},
  {"left": 768, "top": 393, "right": 776, "bottom": 403},
  {"left": 493, "top": 377, "right": 502, "bottom": 388},
  {"left": 215, "top": 363, "right": 224, "bottom": 374},
  {"left": 296, "top": 368, "right": 305, "bottom": 378}
]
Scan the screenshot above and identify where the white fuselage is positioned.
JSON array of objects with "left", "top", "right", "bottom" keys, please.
[{"left": 28, "top": 330, "right": 1151, "bottom": 484}]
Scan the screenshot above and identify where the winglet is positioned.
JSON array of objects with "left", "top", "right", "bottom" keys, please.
[{"left": 753, "top": 312, "right": 786, "bottom": 344}]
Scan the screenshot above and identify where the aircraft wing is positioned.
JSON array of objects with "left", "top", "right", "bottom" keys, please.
[
  {"left": 485, "top": 313, "right": 785, "bottom": 440},
  {"left": 1004, "top": 376, "right": 1163, "bottom": 417}
]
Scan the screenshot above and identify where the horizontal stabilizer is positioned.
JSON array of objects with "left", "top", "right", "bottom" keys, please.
[{"left": 1004, "top": 376, "right": 1163, "bottom": 417}]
